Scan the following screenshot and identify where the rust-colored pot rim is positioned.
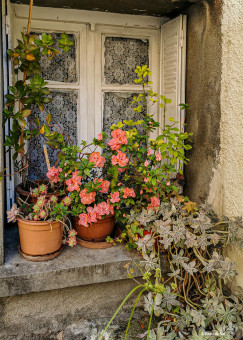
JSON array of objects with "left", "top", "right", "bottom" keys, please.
[
  {"left": 73, "top": 214, "right": 115, "bottom": 225},
  {"left": 17, "top": 216, "right": 60, "bottom": 226}
]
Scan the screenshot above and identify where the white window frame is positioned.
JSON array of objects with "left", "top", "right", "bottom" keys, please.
[{"left": 13, "top": 18, "right": 87, "bottom": 149}]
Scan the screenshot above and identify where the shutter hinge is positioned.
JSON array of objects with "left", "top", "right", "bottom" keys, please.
[
  {"left": 179, "top": 30, "right": 184, "bottom": 47},
  {"left": 5, "top": 15, "right": 11, "bottom": 35}
]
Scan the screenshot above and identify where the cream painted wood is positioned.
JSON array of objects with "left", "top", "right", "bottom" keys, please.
[
  {"left": 160, "top": 15, "right": 186, "bottom": 130},
  {"left": 13, "top": 4, "right": 167, "bottom": 29},
  {"left": 160, "top": 15, "right": 187, "bottom": 171},
  {"left": 2, "top": 0, "right": 15, "bottom": 211}
]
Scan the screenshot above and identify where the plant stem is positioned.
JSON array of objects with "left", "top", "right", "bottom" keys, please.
[
  {"left": 124, "top": 288, "right": 147, "bottom": 340},
  {"left": 146, "top": 296, "right": 155, "bottom": 340},
  {"left": 98, "top": 285, "right": 145, "bottom": 340}
]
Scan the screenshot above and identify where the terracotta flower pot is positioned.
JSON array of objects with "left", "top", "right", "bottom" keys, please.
[
  {"left": 17, "top": 217, "right": 63, "bottom": 256},
  {"left": 72, "top": 215, "right": 115, "bottom": 242},
  {"left": 16, "top": 183, "right": 63, "bottom": 204}
]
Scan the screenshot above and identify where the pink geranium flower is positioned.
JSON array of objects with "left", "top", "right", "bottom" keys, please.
[
  {"left": 66, "top": 170, "right": 82, "bottom": 192},
  {"left": 147, "top": 196, "right": 160, "bottom": 210},
  {"left": 123, "top": 188, "right": 135, "bottom": 199},
  {"left": 144, "top": 160, "right": 149, "bottom": 167},
  {"left": 100, "top": 180, "right": 110, "bottom": 193},
  {"left": 97, "top": 133, "right": 103, "bottom": 141},
  {"left": 80, "top": 189, "right": 96, "bottom": 205},
  {"left": 110, "top": 191, "right": 120, "bottom": 203},
  {"left": 87, "top": 207, "right": 98, "bottom": 223},
  {"left": 111, "top": 151, "right": 129, "bottom": 167},
  {"left": 144, "top": 177, "right": 149, "bottom": 183},
  {"left": 78, "top": 213, "right": 89, "bottom": 227},
  {"left": 96, "top": 201, "right": 111, "bottom": 216},
  {"left": 156, "top": 153, "right": 162, "bottom": 161},
  {"left": 89, "top": 152, "right": 105, "bottom": 168},
  {"left": 46, "top": 166, "right": 62, "bottom": 183},
  {"left": 147, "top": 149, "right": 153, "bottom": 156},
  {"left": 107, "top": 129, "right": 128, "bottom": 150}
]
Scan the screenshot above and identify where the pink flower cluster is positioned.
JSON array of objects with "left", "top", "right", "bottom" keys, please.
[
  {"left": 46, "top": 167, "right": 62, "bottom": 183},
  {"left": 147, "top": 196, "right": 160, "bottom": 210},
  {"left": 78, "top": 201, "right": 114, "bottom": 227},
  {"left": 112, "top": 150, "right": 129, "bottom": 167},
  {"left": 66, "top": 170, "right": 82, "bottom": 192},
  {"left": 123, "top": 188, "right": 136, "bottom": 199},
  {"left": 107, "top": 129, "right": 128, "bottom": 150},
  {"left": 89, "top": 152, "right": 105, "bottom": 168},
  {"left": 93, "top": 178, "right": 110, "bottom": 194},
  {"left": 110, "top": 191, "right": 120, "bottom": 203},
  {"left": 80, "top": 188, "right": 96, "bottom": 205}
]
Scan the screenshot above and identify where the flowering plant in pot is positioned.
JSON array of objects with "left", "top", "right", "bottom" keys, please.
[
  {"left": 46, "top": 141, "right": 137, "bottom": 245},
  {"left": 7, "top": 183, "right": 77, "bottom": 258},
  {"left": 47, "top": 65, "right": 192, "bottom": 246}
]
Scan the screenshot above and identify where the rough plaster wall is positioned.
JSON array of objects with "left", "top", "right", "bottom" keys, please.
[
  {"left": 211, "top": 0, "right": 243, "bottom": 289},
  {"left": 0, "top": 279, "right": 139, "bottom": 339},
  {"left": 184, "top": 0, "right": 222, "bottom": 204},
  {"left": 208, "top": 0, "right": 243, "bottom": 218}
]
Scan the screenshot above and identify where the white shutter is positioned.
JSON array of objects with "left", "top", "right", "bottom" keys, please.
[{"left": 160, "top": 15, "right": 186, "bottom": 132}]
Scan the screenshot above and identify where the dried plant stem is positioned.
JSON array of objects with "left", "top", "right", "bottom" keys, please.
[
  {"left": 27, "top": 0, "right": 33, "bottom": 35},
  {"left": 43, "top": 145, "right": 54, "bottom": 188}
]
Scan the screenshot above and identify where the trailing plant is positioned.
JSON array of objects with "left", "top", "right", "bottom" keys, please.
[
  {"left": 2, "top": 0, "right": 73, "bottom": 184},
  {"left": 100, "top": 197, "right": 243, "bottom": 340},
  {"left": 97, "top": 66, "right": 243, "bottom": 339}
]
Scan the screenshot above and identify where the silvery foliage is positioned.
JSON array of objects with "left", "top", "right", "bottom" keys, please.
[{"left": 128, "top": 199, "right": 243, "bottom": 339}]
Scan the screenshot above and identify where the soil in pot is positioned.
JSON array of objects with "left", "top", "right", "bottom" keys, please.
[
  {"left": 72, "top": 215, "right": 115, "bottom": 242},
  {"left": 17, "top": 217, "right": 63, "bottom": 256}
]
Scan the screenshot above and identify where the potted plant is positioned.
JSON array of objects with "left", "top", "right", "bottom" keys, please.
[
  {"left": 46, "top": 140, "right": 136, "bottom": 246},
  {"left": 46, "top": 65, "right": 192, "bottom": 247},
  {"left": 2, "top": 0, "right": 74, "bottom": 198},
  {"left": 7, "top": 183, "right": 77, "bottom": 259}
]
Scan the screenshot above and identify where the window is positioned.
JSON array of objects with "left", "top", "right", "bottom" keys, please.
[{"left": 8, "top": 6, "right": 186, "bottom": 207}]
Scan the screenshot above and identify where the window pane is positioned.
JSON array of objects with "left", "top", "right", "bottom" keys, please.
[
  {"left": 103, "top": 92, "right": 145, "bottom": 137},
  {"left": 32, "top": 32, "right": 78, "bottom": 83},
  {"left": 104, "top": 37, "right": 149, "bottom": 85},
  {"left": 28, "top": 91, "right": 78, "bottom": 179}
]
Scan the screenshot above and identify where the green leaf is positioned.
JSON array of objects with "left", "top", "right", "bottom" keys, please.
[
  {"left": 84, "top": 168, "right": 90, "bottom": 176},
  {"left": 44, "top": 124, "right": 50, "bottom": 135},
  {"left": 21, "top": 109, "right": 31, "bottom": 118},
  {"left": 46, "top": 113, "right": 52, "bottom": 124}
]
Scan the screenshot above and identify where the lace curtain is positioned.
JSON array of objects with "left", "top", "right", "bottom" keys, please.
[{"left": 28, "top": 91, "right": 78, "bottom": 179}]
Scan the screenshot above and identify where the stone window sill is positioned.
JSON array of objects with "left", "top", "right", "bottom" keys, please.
[{"left": 0, "top": 224, "right": 141, "bottom": 298}]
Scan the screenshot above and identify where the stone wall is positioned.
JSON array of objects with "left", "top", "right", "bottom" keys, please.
[{"left": 0, "top": 279, "right": 141, "bottom": 340}]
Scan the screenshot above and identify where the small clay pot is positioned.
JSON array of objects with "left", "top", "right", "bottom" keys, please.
[
  {"left": 72, "top": 215, "right": 115, "bottom": 242},
  {"left": 17, "top": 217, "right": 63, "bottom": 256},
  {"left": 16, "top": 182, "right": 62, "bottom": 204}
]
